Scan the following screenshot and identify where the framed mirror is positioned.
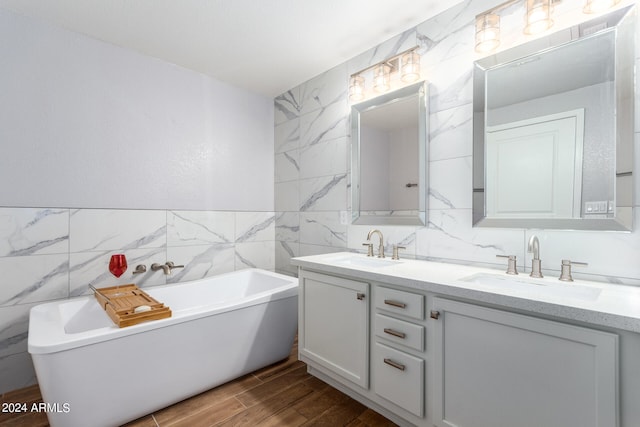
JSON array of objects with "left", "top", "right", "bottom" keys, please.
[
  {"left": 351, "top": 81, "right": 428, "bottom": 225},
  {"left": 473, "top": 5, "right": 635, "bottom": 231}
]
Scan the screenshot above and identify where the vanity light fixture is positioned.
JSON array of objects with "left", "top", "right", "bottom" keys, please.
[
  {"left": 524, "top": 0, "right": 554, "bottom": 34},
  {"left": 348, "top": 46, "right": 421, "bottom": 102},
  {"left": 475, "top": 13, "right": 501, "bottom": 53},
  {"left": 583, "top": 0, "right": 621, "bottom": 14},
  {"left": 373, "top": 63, "right": 391, "bottom": 93}
]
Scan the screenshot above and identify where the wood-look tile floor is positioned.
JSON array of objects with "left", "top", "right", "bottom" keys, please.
[{"left": 0, "top": 339, "right": 398, "bottom": 427}]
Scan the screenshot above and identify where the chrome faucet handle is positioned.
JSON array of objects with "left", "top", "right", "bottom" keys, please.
[
  {"left": 559, "top": 259, "right": 588, "bottom": 282},
  {"left": 496, "top": 254, "right": 518, "bottom": 275},
  {"left": 165, "top": 261, "right": 184, "bottom": 269},
  {"left": 392, "top": 245, "right": 406, "bottom": 260},
  {"left": 362, "top": 243, "right": 374, "bottom": 257}
]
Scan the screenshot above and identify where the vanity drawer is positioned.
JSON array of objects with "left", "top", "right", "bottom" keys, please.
[
  {"left": 375, "top": 314, "right": 424, "bottom": 351},
  {"left": 373, "top": 343, "right": 424, "bottom": 417},
  {"left": 375, "top": 287, "right": 424, "bottom": 320}
]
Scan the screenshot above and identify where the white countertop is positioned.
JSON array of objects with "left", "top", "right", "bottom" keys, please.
[{"left": 292, "top": 252, "right": 640, "bottom": 333}]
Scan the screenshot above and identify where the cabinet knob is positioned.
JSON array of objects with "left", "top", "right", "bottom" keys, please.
[
  {"left": 356, "top": 293, "right": 366, "bottom": 300},
  {"left": 430, "top": 310, "right": 440, "bottom": 320}
]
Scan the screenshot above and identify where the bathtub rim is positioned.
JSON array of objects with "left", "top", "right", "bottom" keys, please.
[{"left": 28, "top": 268, "right": 298, "bottom": 355}]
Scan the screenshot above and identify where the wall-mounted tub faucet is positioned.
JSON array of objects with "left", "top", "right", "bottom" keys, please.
[
  {"left": 366, "top": 229, "right": 385, "bottom": 258},
  {"left": 151, "top": 261, "right": 184, "bottom": 275},
  {"left": 527, "top": 235, "right": 543, "bottom": 278}
]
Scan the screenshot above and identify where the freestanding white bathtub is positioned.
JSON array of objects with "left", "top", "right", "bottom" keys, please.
[{"left": 28, "top": 268, "right": 298, "bottom": 427}]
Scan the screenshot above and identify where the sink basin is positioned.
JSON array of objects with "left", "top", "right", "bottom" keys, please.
[
  {"left": 328, "top": 255, "right": 401, "bottom": 269},
  {"left": 461, "top": 273, "right": 602, "bottom": 301}
]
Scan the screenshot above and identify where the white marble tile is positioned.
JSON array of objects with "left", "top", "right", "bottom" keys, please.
[
  {"left": 0, "top": 254, "right": 68, "bottom": 306},
  {"left": 167, "top": 210, "right": 234, "bottom": 246},
  {"left": 275, "top": 149, "right": 300, "bottom": 183},
  {"left": 299, "top": 174, "right": 348, "bottom": 212},
  {"left": 275, "top": 181, "right": 300, "bottom": 212},
  {"left": 299, "top": 63, "right": 348, "bottom": 116},
  {"left": 426, "top": 54, "right": 473, "bottom": 114},
  {"left": 429, "top": 156, "right": 472, "bottom": 209},
  {"left": 430, "top": 103, "right": 473, "bottom": 161},
  {"left": 275, "top": 118, "right": 300, "bottom": 153},
  {"left": 276, "top": 240, "right": 299, "bottom": 276},
  {"left": 274, "top": 88, "right": 300, "bottom": 125},
  {"left": 0, "top": 303, "right": 38, "bottom": 357},
  {"left": 299, "top": 212, "right": 347, "bottom": 248},
  {"left": 0, "top": 352, "right": 36, "bottom": 394},
  {"left": 70, "top": 209, "right": 166, "bottom": 252},
  {"left": 276, "top": 212, "right": 299, "bottom": 242},
  {"left": 418, "top": 209, "right": 526, "bottom": 266},
  {"left": 235, "top": 212, "right": 275, "bottom": 243},
  {"left": 298, "top": 243, "right": 346, "bottom": 258},
  {"left": 69, "top": 248, "right": 166, "bottom": 296},
  {"left": 166, "top": 244, "right": 235, "bottom": 282},
  {"left": 235, "top": 241, "right": 275, "bottom": 270},
  {"left": 0, "top": 208, "right": 68, "bottom": 256},
  {"left": 299, "top": 100, "right": 349, "bottom": 149},
  {"left": 299, "top": 136, "right": 349, "bottom": 179}
]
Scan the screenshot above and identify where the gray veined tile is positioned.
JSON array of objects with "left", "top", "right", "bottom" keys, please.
[
  {"left": 235, "top": 241, "right": 275, "bottom": 271},
  {"left": 167, "top": 244, "right": 235, "bottom": 282},
  {"left": 276, "top": 212, "right": 300, "bottom": 242},
  {"left": 0, "top": 303, "right": 38, "bottom": 357},
  {"left": 429, "top": 157, "right": 472, "bottom": 210},
  {"left": 275, "top": 150, "right": 300, "bottom": 183},
  {"left": 429, "top": 103, "right": 473, "bottom": 161},
  {"left": 300, "top": 212, "right": 347, "bottom": 248},
  {"left": 275, "top": 119, "right": 300, "bottom": 153},
  {"left": 299, "top": 100, "right": 349, "bottom": 149},
  {"left": 70, "top": 209, "right": 166, "bottom": 252},
  {"left": 0, "top": 208, "right": 69, "bottom": 256},
  {"left": 299, "top": 63, "right": 348, "bottom": 116},
  {"left": 235, "top": 212, "right": 275, "bottom": 243},
  {"left": 348, "top": 28, "right": 418, "bottom": 75},
  {"left": 275, "top": 181, "right": 300, "bottom": 212},
  {"left": 275, "top": 88, "right": 301, "bottom": 125},
  {"left": 299, "top": 137, "right": 348, "bottom": 180},
  {"left": 427, "top": 55, "right": 473, "bottom": 114},
  {"left": 300, "top": 174, "right": 348, "bottom": 212},
  {"left": 167, "top": 210, "right": 234, "bottom": 246},
  {"left": 0, "top": 254, "right": 68, "bottom": 307}
]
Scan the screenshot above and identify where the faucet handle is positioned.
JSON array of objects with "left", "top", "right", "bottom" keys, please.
[
  {"left": 559, "top": 259, "right": 588, "bottom": 282},
  {"left": 392, "top": 245, "right": 406, "bottom": 260},
  {"left": 362, "top": 243, "right": 374, "bottom": 257},
  {"left": 496, "top": 254, "right": 518, "bottom": 275},
  {"left": 166, "top": 261, "right": 184, "bottom": 269}
]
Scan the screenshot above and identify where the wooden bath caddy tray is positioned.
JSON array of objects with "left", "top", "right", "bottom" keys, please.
[{"left": 92, "top": 284, "right": 171, "bottom": 328}]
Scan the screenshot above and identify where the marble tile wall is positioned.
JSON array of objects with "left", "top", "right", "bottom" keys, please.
[
  {"left": 274, "top": 0, "right": 640, "bottom": 287},
  {"left": 0, "top": 207, "right": 274, "bottom": 393}
]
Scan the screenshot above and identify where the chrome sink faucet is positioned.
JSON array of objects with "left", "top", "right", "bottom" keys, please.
[
  {"left": 366, "top": 229, "right": 385, "bottom": 258},
  {"left": 528, "top": 235, "right": 543, "bottom": 278}
]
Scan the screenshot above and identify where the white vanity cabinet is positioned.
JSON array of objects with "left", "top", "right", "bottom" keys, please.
[
  {"left": 430, "top": 297, "right": 619, "bottom": 427},
  {"left": 298, "top": 270, "right": 369, "bottom": 388}
]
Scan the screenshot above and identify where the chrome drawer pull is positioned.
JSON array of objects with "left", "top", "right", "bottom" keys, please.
[
  {"left": 383, "top": 328, "right": 406, "bottom": 339},
  {"left": 384, "top": 358, "right": 406, "bottom": 371},
  {"left": 384, "top": 299, "right": 406, "bottom": 309}
]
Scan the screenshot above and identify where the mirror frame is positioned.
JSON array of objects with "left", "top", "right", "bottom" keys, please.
[
  {"left": 472, "top": 5, "right": 635, "bottom": 231},
  {"left": 351, "top": 81, "right": 429, "bottom": 226}
]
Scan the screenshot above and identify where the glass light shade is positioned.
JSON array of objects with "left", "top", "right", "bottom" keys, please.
[
  {"left": 373, "top": 64, "right": 391, "bottom": 93},
  {"left": 349, "top": 75, "right": 365, "bottom": 102},
  {"left": 584, "top": 0, "right": 621, "bottom": 13},
  {"left": 401, "top": 51, "right": 421, "bottom": 83},
  {"left": 524, "top": 0, "right": 553, "bottom": 35},
  {"left": 475, "top": 13, "right": 501, "bottom": 53}
]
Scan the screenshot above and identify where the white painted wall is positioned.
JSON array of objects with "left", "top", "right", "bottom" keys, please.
[{"left": 0, "top": 8, "right": 274, "bottom": 211}]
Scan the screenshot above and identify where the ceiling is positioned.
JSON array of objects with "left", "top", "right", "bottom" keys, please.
[{"left": 0, "top": 0, "right": 461, "bottom": 98}]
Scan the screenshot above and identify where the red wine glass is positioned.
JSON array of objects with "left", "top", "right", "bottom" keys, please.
[{"left": 109, "top": 254, "right": 128, "bottom": 278}]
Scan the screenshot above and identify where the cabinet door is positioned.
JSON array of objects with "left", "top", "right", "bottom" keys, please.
[
  {"left": 299, "top": 270, "right": 369, "bottom": 388},
  {"left": 431, "top": 298, "right": 618, "bottom": 427}
]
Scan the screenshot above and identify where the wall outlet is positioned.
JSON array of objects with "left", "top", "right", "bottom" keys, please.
[{"left": 340, "top": 211, "right": 350, "bottom": 225}]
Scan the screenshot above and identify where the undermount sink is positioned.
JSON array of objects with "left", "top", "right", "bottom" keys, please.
[
  {"left": 461, "top": 273, "right": 602, "bottom": 301},
  {"left": 328, "top": 254, "right": 401, "bottom": 269}
]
